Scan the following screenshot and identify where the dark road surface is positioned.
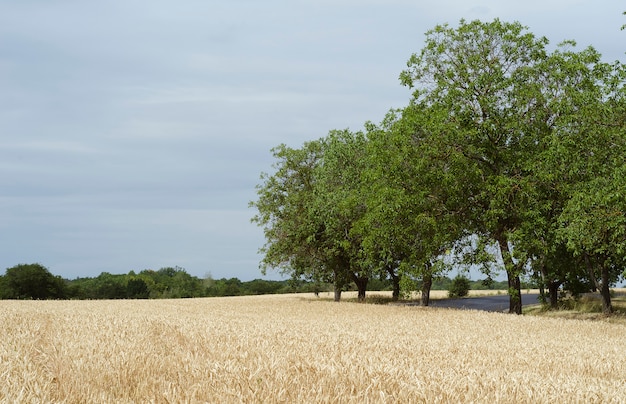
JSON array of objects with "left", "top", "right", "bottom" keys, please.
[{"left": 412, "top": 293, "right": 541, "bottom": 312}]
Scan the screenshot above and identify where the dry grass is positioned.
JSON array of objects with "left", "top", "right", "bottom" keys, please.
[
  {"left": 523, "top": 289, "right": 626, "bottom": 323},
  {"left": 2, "top": 295, "right": 625, "bottom": 403},
  {"left": 323, "top": 289, "right": 541, "bottom": 302}
]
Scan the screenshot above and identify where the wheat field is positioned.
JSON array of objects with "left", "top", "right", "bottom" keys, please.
[{"left": 1, "top": 294, "right": 625, "bottom": 403}]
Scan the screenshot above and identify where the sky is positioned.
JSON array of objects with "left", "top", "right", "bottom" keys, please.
[{"left": 1, "top": 1, "right": 624, "bottom": 281}]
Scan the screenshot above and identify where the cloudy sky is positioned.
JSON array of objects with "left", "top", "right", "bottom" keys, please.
[{"left": 1, "top": 1, "right": 624, "bottom": 281}]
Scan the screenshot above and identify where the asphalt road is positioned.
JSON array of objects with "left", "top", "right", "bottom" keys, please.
[{"left": 416, "top": 293, "right": 541, "bottom": 312}]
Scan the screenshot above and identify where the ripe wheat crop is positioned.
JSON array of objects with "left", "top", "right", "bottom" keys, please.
[{"left": 1, "top": 294, "right": 625, "bottom": 403}]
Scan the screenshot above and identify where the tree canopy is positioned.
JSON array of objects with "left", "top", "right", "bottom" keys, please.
[
  {"left": 2, "top": 263, "right": 67, "bottom": 299},
  {"left": 251, "top": 18, "right": 626, "bottom": 313}
]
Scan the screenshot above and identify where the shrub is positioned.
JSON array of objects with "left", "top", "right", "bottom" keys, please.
[{"left": 448, "top": 275, "right": 471, "bottom": 298}]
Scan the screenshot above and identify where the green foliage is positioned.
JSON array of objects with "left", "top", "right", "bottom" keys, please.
[
  {"left": 93, "top": 272, "right": 127, "bottom": 299},
  {"left": 251, "top": 131, "right": 374, "bottom": 301},
  {"left": 361, "top": 105, "right": 463, "bottom": 302},
  {"left": 126, "top": 277, "right": 149, "bottom": 299},
  {"left": 398, "top": 275, "right": 418, "bottom": 300},
  {"left": 0, "top": 275, "right": 9, "bottom": 299},
  {"left": 250, "top": 140, "right": 329, "bottom": 282},
  {"left": 366, "top": 277, "right": 393, "bottom": 292},
  {"left": 205, "top": 277, "right": 243, "bottom": 297},
  {"left": 448, "top": 275, "right": 471, "bottom": 298},
  {"left": 60, "top": 267, "right": 206, "bottom": 299},
  {"left": 249, "top": 18, "right": 625, "bottom": 312},
  {"left": 397, "top": 18, "right": 626, "bottom": 313},
  {"left": 2, "top": 263, "right": 67, "bottom": 299},
  {"left": 0, "top": 263, "right": 333, "bottom": 300},
  {"left": 398, "top": 19, "right": 561, "bottom": 313}
]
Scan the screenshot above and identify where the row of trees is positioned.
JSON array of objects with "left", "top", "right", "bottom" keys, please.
[
  {"left": 251, "top": 19, "right": 626, "bottom": 314},
  {"left": 0, "top": 263, "right": 321, "bottom": 300},
  {"left": 0, "top": 263, "right": 513, "bottom": 300}
]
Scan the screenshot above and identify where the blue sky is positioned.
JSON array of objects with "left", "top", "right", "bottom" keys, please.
[{"left": 1, "top": 1, "right": 624, "bottom": 280}]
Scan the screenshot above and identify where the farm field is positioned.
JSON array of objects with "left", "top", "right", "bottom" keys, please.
[{"left": 2, "top": 294, "right": 625, "bottom": 403}]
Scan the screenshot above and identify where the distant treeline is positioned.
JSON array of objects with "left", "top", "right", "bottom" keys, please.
[{"left": 0, "top": 263, "right": 518, "bottom": 300}]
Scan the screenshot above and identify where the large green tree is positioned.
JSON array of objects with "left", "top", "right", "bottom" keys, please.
[
  {"left": 361, "top": 104, "right": 465, "bottom": 305},
  {"left": 520, "top": 43, "right": 626, "bottom": 311},
  {"left": 314, "top": 129, "right": 372, "bottom": 301},
  {"left": 398, "top": 19, "right": 626, "bottom": 314},
  {"left": 528, "top": 42, "right": 626, "bottom": 314},
  {"left": 252, "top": 132, "right": 377, "bottom": 302},
  {"left": 251, "top": 140, "right": 349, "bottom": 299},
  {"left": 399, "top": 19, "right": 555, "bottom": 313},
  {"left": 3, "top": 263, "right": 66, "bottom": 299},
  {"left": 558, "top": 170, "right": 626, "bottom": 314}
]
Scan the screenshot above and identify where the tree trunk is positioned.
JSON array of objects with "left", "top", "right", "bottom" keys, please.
[
  {"left": 333, "top": 267, "right": 348, "bottom": 302},
  {"left": 496, "top": 235, "right": 522, "bottom": 315},
  {"left": 383, "top": 262, "right": 401, "bottom": 301},
  {"left": 389, "top": 270, "right": 400, "bottom": 302},
  {"left": 353, "top": 276, "right": 368, "bottom": 303},
  {"left": 333, "top": 285, "right": 342, "bottom": 302},
  {"left": 547, "top": 281, "right": 560, "bottom": 310},
  {"left": 421, "top": 264, "right": 433, "bottom": 306},
  {"left": 357, "top": 287, "right": 366, "bottom": 302},
  {"left": 584, "top": 253, "right": 613, "bottom": 315},
  {"left": 508, "top": 274, "right": 522, "bottom": 314},
  {"left": 600, "top": 264, "right": 613, "bottom": 315}
]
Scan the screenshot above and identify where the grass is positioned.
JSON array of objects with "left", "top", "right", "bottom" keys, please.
[
  {"left": 2, "top": 294, "right": 626, "bottom": 403},
  {"left": 325, "top": 289, "right": 538, "bottom": 305},
  {"left": 523, "top": 290, "right": 626, "bottom": 323}
]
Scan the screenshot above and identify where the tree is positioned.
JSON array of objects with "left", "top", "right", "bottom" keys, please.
[
  {"left": 138, "top": 266, "right": 204, "bottom": 298},
  {"left": 3, "top": 263, "right": 66, "bottom": 299},
  {"left": 398, "top": 19, "right": 626, "bottom": 314},
  {"left": 244, "top": 279, "right": 284, "bottom": 295},
  {"left": 361, "top": 105, "right": 464, "bottom": 305},
  {"left": 251, "top": 141, "right": 346, "bottom": 298},
  {"left": 252, "top": 132, "right": 378, "bottom": 302},
  {"left": 126, "top": 277, "right": 150, "bottom": 299},
  {"left": 93, "top": 272, "right": 127, "bottom": 299},
  {"left": 558, "top": 168, "right": 626, "bottom": 314},
  {"left": 448, "top": 274, "right": 471, "bottom": 298},
  {"left": 538, "top": 44, "right": 626, "bottom": 314},
  {"left": 211, "top": 278, "right": 244, "bottom": 296},
  {"left": 399, "top": 19, "right": 557, "bottom": 313},
  {"left": 314, "top": 129, "right": 372, "bottom": 301},
  {"left": 251, "top": 18, "right": 625, "bottom": 312},
  {"left": 250, "top": 130, "right": 374, "bottom": 301},
  {"left": 0, "top": 274, "right": 9, "bottom": 299}
]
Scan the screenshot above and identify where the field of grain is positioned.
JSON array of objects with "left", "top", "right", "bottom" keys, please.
[{"left": 2, "top": 294, "right": 625, "bottom": 403}]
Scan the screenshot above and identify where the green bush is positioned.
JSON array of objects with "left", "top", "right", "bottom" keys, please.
[
  {"left": 3, "top": 263, "right": 67, "bottom": 299},
  {"left": 448, "top": 275, "right": 471, "bottom": 298}
]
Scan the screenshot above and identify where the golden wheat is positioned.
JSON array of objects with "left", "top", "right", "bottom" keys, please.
[{"left": 1, "top": 294, "right": 625, "bottom": 403}]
